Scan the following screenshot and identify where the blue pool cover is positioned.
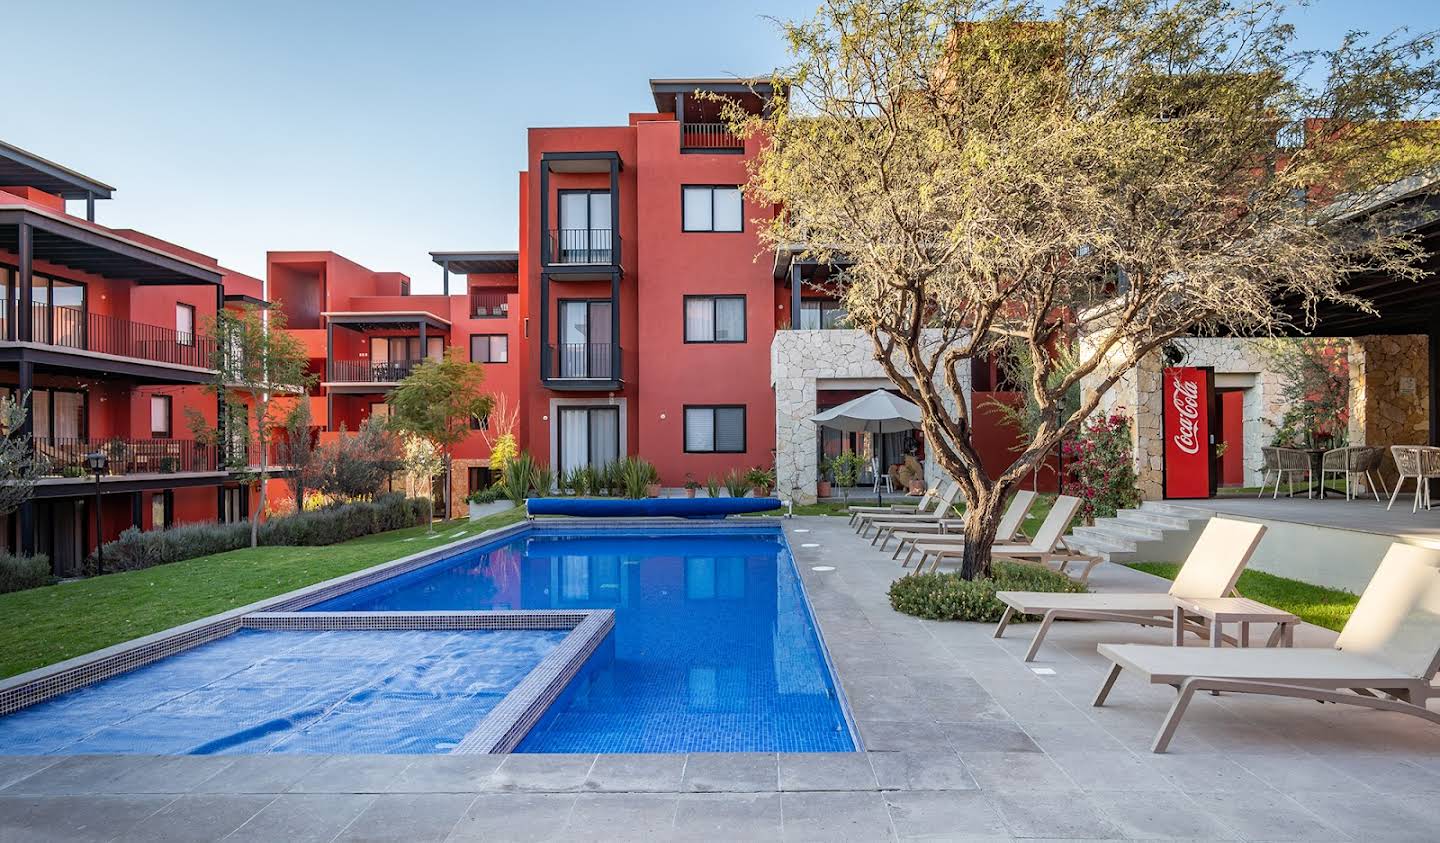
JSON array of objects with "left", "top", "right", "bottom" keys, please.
[
  {"left": 309, "top": 528, "right": 856, "bottom": 753},
  {"left": 525, "top": 497, "right": 782, "bottom": 518},
  {"left": 0, "top": 629, "right": 565, "bottom": 755}
]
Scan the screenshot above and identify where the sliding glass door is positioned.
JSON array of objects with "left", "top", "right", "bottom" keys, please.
[
  {"left": 557, "top": 190, "right": 612, "bottom": 262},
  {"left": 558, "top": 300, "right": 612, "bottom": 378},
  {"left": 557, "top": 406, "right": 620, "bottom": 476}
]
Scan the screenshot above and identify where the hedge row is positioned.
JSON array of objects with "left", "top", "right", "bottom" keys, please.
[
  {"left": 85, "top": 493, "right": 431, "bottom": 576},
  {"left": 0, "top": 552, "right": 51, "bottom": 594},
  {"left": 888, "top": 560, "right": 1085, "bottom": 622}
]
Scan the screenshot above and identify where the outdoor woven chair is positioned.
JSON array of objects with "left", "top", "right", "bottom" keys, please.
[
  {"left": 1259, "top": 446, "right": 1312, "bottom": 499},
  {"left": 1321, "top": 445, "right": 1389, "bottom": 501},
  {"left": 1387, "top": 445, "right": 1438, "bottom": 512}
]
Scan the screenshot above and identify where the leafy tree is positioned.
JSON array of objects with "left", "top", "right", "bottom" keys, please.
[
  {"left": 401, "top": 434, "right": 445, "bottom": 532},
  {"left": 314, "top": 416, "right": 403, "bottom": 501},
  {"left": 385, "top": 347, "right": 494, "bottom": 520},
  {"left": 190, "top": 303, "right": 315, "bottom": 547},
  {"left": 738, "top": 0, "right": 1440, "bottom": 577},
  {"left": 1261, "top": 338, "right": 1350, "bottom": 447},
  {"left": 0, "top": 393, "right": 45, "bottom": 519},
  {"left": 276, "top": 399, "right": 319, "bottom": 512}
]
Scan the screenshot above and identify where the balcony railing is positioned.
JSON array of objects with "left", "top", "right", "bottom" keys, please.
[
  {"left": 470, "top": 290, "right": 510, "bottom": 318},
  {"left": 329, "top": 358, "right": 426, "bottom": 383},
  {"left": 681, "top": 122, "right": 744, "bottom": 152},
  {"left": 36, "top": 437, "right": 218, "bottom": 478},
  {"left": 548, "top": 343, "right": 618, "bottom": 380},
  {"left": 546, "top": 229, "right": 619, "bottom": 265},
  {"left": 0, "top": 303, "right": 217, "bottom": 369}
]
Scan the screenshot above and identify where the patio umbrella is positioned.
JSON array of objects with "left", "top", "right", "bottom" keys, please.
[{"left": 809, "top": 389, "right": 923, "bottom": 505}]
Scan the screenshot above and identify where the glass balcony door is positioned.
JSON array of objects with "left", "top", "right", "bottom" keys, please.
[
  {"left": 559, "top": 300, "right": 612, "bottom": 378},
  {"left": 558, "top": 190, "right": 612, "bottom": 263},
  {"left": 557, "top": 406, "right": 620, "bottom": 475}
]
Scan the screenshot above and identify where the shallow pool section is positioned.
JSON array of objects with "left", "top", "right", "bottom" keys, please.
[
  {"left": 308, "top": 528, "right": 856, "bottom": 753},
  {"left": 0, "top": 628, "right": 565, "bottom": 755}
]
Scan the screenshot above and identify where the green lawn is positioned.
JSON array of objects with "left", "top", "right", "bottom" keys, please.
[
  {"left": 1126, "top": 561, "right": 1359, "bottom": 632},
  {"left": 0, "top": 508, "right": 527, "bottom": 679}
]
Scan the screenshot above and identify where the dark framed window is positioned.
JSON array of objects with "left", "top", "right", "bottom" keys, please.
[
  {"left": 797, "top": 299, "right": 847, "bottom": 330},
  {"left": 468, "top": 466, "right": 494, "bottom": 492},
  {"left": 557, "top": 189, "right": 613, "bottom": 262},
  {"left": 470, "top": 334, "right": 509, "bottom": 363},
  {"left": 684, "top": 405, "right": 746, "bottom": 453},
  {"left": 470, "top": 412, "right": 490, "bottom": 431},
  {"left": 556, "top": 299, "right": 614, "bottom": 379},
  {"left": 556, "top": 406, "right": 621, "bottom": 473},
  {"left": 14, "top": 387, "right": 88, "bottom": 441},
  {"left": 150, "top": 395, "right": 172, "bottom": 437},
  {"left": 681, "top": 185, "right": 743, "bottom": 232},
  {"left": 683, "top": 296, "right": 746, "bottom": 343},
  {"left": 175, "top": 303, "right": 196, "bottom": 347}
]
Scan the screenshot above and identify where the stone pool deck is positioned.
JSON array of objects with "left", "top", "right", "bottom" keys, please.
[{"left": 2, "top": 514, "right": 1439, "bottom": 840}]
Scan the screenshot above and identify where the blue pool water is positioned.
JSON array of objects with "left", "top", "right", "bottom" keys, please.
[
  {"left": 309, "top": 528, "right": 856, "bottom": 753},
  {"left": 0, "top": 629, "right": 564, "bottom": 755}
]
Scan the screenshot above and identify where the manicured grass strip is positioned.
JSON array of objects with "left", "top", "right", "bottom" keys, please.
[
  {"left": 0, "top": 508, "right": 526, "bottom": 679},
  {"left": 1126, "top": 561, "right": 1359, "bottom": 632}
]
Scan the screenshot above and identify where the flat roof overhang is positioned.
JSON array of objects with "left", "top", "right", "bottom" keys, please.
[
  {"left": 0, "top": 207, "right": 222, "bottom": 286},
  {"left": 29, "top": 471, "right": 227, "bottom": 498},
  {"left": 541, "top": 151, "right": 622, "bottom": 174},
  {"left": 224, "top": 293, "right": 270, "bottom": 308},
  {"left": 650, "top": 77, "right": 777, "bottom": 113},
  {"left": 322, "top": 311, "right": 450, "bottom": 332},
  {"left": 320, "top": 382, "right": 402, "bottom": 393},
  {"left": 773, "top": 244, "right": 853, "bottom": 283},
  {"left": 430, "top": 251, "right": 519, "bottom": 275},
  {"left": 0, "top": 140, "right": 114, "bottom": 200}
]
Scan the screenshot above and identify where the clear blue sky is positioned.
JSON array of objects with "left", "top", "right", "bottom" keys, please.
[{"left": 4, "top": 1, "right": 1436, "bottom": 292}]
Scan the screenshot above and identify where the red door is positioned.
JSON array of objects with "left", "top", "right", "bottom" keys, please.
[
  {"left": 1218, "top": 390, "right": 1245, "bottom": 487},
  {"left": 1162, "top": 366, "right": 1217, "bottom": 499}
]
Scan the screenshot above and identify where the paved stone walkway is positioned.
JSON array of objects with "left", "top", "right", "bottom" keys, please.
[{"left": 2, "top": 514, "right": 1439, "bottom": 840}]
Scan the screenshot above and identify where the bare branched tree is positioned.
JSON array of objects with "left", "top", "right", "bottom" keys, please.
[{"left": 737, "top": 0, "right": 1440, "bottom": 578}]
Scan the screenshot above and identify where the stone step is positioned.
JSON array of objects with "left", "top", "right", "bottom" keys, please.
[
  {"left": 1083, "top": 519, "right": 1163, "bottom": 543},
  {"left": 1113, "top": 509, "right": 1194, "bottom": 531}
]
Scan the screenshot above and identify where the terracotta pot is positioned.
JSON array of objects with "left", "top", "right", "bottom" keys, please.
[
  {"left": 685, "top": 488, "right": 697, "bottom": 498},
  {"left": 646, "top": 483, "right": 662, "bottom": 497},
  {"left": 816, "top": 480, "right": 832, "bottom": 498}
]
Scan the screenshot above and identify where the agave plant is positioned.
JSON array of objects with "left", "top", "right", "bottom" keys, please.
[
  {"left": 529, "top": 463, "right": 555, "bottom": 497},
  {"left": 603, "top": 460, "right": 625, "bottom": 496},
  {"left": 704, "top": 474, "right": 721, "bottom": 499},
  {"left": 570, "top": 464, "right": 592, "bottom": 497},
  {"left": 620, "top": 456, "right": 657, "bottom": 499},
  {"left": 723, "top": 467, "right": 749, "bottom": 498},
  {"left": 500, "top": 451, "right": 537, "bottom": 505}
]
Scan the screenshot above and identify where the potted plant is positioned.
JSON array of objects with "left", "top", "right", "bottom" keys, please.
[
  {"left": 466, "top": 485, "right": 516, "bottom": 521},
  {"left": 816, "top": 456, "right": 834, "bottom": 498},
  {"left": 683, "top": 473, "right": 700, "bottom": 498},
  {"left": 746, "top": 465, "right": 776, "bottom": 497}
]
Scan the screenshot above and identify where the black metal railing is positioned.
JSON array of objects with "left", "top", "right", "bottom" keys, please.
[
  {"left": 548, "top": 343, "right": 617, "bottom": 380},
  {"left": 36, "top": 437, "right": 218, "bottom": 477},
  {"left": 546, "top": 229, "right": 619, "bottom": 265},
  {"left": 329, "top": 358, "right": 426, "bottom": 383},
  {"left": 470, "top": 290, "right": 510, "bottom": 318},
  {"left": 681, "top": 122, "right": 744, "bottom": 151},
  {"left": 0, "top": 303, "right": 217, "bottom": 369}
]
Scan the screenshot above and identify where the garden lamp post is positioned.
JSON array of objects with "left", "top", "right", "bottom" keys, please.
[{"left": 86, "top": 450, "right": 107, "bottom": 575}]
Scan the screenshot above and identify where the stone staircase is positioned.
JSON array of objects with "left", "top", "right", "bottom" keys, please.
[{"left": 1064, "top": 500, "right": 1215, "bottom": 564}]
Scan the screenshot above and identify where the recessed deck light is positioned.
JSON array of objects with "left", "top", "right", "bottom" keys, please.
[{"left": 811, "top": 565, "right": 835, "bottom": 572}]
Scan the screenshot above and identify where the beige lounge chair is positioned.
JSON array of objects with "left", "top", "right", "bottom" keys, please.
[
  {"left": 859, "top": 484, "right": 962, "bottom": 540},
  {"left": 847, "top": 481, "right": 946, "bottom": 526},
  {"left": 893, "top": 490, "right": 1038, "bottom": 563},
  {"left": 1093, "top": 542, "right": 1440, "bottom": 753},
  {"left": 994, "top": 517, "right": 1267, "bottom": 661},
  {"left": 911, "top": 495, "right": 1101, "bottom": 582}
]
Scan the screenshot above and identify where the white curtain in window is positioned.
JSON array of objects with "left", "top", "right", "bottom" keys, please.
[
  {"left": 685, "top": 408, "right": 715, "bottom": 451},
  {"left": 55, "top": 392, "right": 83, "bottom": 439},
  {"left": 589, "top": 408, "right": 619, "bottom": 467},
  {"left": 490, "top": 335, "right": 508, "bottom": 362},
  {"left": 798, "top": 301, "right": 820, "bottom": 330},
  {"left": 560, "top": 409, "right": 589, "bottom": 475},
  {"left": 715, "top": 298, "right": 744, "bottom": 341},
  {"left": 713, "top": 187, "right": 743, "bottom": 231},
  {"left": 685, "top": 298, "right": 714, "bottom": 342},
  {"left": 150, "top": 396, "right": 169, "bottom": 437},
  {"left": 715, "top": 407, "right": 745, "bottom": 452},
  {"left": 683, "top": 187, "right": 712, "bottom": 231},
  {"left": 32, "top": 391, "right": 50, "bottom": 440}
]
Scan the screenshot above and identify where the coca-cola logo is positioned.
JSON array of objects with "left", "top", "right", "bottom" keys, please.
[{"left": 1171, "top": 374, "right": 1201, "bottom": 455}]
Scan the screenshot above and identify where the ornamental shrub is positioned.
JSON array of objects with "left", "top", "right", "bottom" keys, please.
[
  {"left": 1062, "top": 410, "right": 1142, "bottom": 524},
  {"left": 888, "top": 561, "right": 1084, "bottom": 622},
  {"left": 0, "top": 552, "right": 52, "bottom": 594}
]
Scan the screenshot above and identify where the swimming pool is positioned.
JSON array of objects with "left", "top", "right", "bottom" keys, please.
[
  {"left": 0, "top": 628, "right": 565, "bottom": 755},
  {"left": 308, "top": 527, "right": 856, "bottom": 753}
]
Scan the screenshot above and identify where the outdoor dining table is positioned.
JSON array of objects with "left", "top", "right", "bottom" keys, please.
[{"left": 1301, "top": 448, "right": 1346, "bottom": 499}]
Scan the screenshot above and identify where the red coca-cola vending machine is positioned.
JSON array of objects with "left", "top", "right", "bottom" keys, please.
[{"left": 1161, "top": 366, "right": 1218, "bottom": 499}]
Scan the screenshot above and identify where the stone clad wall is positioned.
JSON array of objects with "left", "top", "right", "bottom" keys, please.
[
  {"left": 1348, "top": 334, "right": 1430, "bottom": 487},
  {"left": 771, "top": 329, "right": 968, "bottom": 504}
]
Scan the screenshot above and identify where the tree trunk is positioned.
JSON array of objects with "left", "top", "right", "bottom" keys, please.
[
  {"left": 251, "top": 472, "right": 265, "bottom": 549},
  {"left": 958, "top": 487, "right": 1007, "bottom": 580}
]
